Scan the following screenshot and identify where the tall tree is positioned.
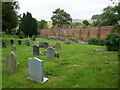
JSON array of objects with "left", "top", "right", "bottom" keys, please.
[
  {"left": 2, "top": 0, "right": 19, "bottom": 34},
  {"left": 19, "top": 12, "right": 38, "bottom": 37},
  {"left": 51, "top": 8, "right": 72, "bottom": 28},
  {"left": 83, "top": 20, "right": 90, "bottom": 26},
  {"left": 38, "top": 20, "right": 48, "bottom": 29}
]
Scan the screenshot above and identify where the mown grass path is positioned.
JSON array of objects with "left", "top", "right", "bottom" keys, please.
[{"left": 2, "top": 36, "right": 118, "bottom": 88}]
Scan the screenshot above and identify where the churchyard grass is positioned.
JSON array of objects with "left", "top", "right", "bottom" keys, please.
[{"left": 2, "top": 35, "right": 118, "bottom": 88}]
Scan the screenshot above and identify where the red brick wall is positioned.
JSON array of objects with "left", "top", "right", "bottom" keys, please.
[{"left": 40, "top": 26, "right": 113, "bottom": 38}]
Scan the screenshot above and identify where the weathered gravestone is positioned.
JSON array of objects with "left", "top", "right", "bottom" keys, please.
[
  {"left": 2, "top": 41, "right": 6, "bottom": 48},
  {"left": 33, "top": 45, "right": 41, "bottom": 56},
  {"left": 28, "top": 57, "right": 49, "bottom": 83},
  {"left": 6, "top": 52, "right": 16, "bottom": 74},
  {"left": 55, "top": 43, "right": 61, "bottom": 50},
  {"left": 35, "top": 41, "right": 40, "bottom": 46},
  {"left": 10, "top": 39, "right": 14, "bottom": 44},
  {"left": 32, "top": 35, "right": 35, "bottom": 41},
  {"left": 47, "top": 47, "right": 56, "bottom": 59},
  {"left": 26, "top": 40, "right": 30, "bottom": 46},
  {"left": 11, "top": 45, "right": 16, "bottom": 50},
  {"left": 65, "top": 38, "right": 70, "bottom": 44},
  {"left": 44, "top": 42, "right": 49, "bottom": 49},
  {"left": 18, "top": 40, "right": 22, "bottom": 45}
]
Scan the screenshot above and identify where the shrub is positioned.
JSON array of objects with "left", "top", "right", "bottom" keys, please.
[
  {"left": 19, "top": 31, "right": 25, "bottom": 39},
  {"left": 105, "top": 33, "right": 120, "bottom": 51}
]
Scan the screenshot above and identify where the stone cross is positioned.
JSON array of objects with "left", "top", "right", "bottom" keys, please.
[
  {"left": 33, "top": 45, "right": 40, "bottom": 56},
  {"left": 2, "top": 41, "right": 6, "bottom": 48},
  {"left": 55, "top": 43, "right": 61, "bottom": 50},
  {"left": 47, "top": 47, "right": 56, "bottom": 59},
  {"left": 18, "top": 40, "right": 22, "bottom": 45},
  {"left": 6, "top": 52, "right": 16, "bottom": 74},
  {"left": 28, "top": 57, "right": 49, "bottom": 83},
  {"left": 11, "top": 45, "right": 16, "bottom": 50},
  {"left": 10, "top": 39, "right": 14, "bottom": 44}
]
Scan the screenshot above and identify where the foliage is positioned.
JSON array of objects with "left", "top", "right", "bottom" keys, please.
[
  {"left": 83, "top": 20, "right": 90, "bottom": 26},
  {"left": 18, "top": 31, "right": 24, "bottom": 39},
  {"left": 105, "top": 33, "right": 120, "bottom": 51},
  {"left": 38, "top": 20, "right": 48, "bottom": 29},
  {"left": 51, "top": 8, "right": 72, "bottom": 28},
  {"left": 19, "top": 12, "right": 38, "bottom": 37},
  {"left": 91, "top": 14, "right": 100, "bottom": 20},
  {"left": 2, "top": 0, "right": 19, "bottom": 34}
]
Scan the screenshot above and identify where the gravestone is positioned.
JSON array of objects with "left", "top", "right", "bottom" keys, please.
[
  {"left": 47, "top": 47, "right": 56, "bottom": 59},
  {"left": 39, "top": 42, "right": 44, "bottom": 48},
  {"left": 55, "top": 43, "right": 61, "bottom": 50},
  {"left": 33, "top": 45, "right": 40, "bottom": 56},
  {"left": 6, "top": 52, "right": 16, "bottom": 74},
  {"left": 44, "top": 42, "right": 49, "bottom": 49},
  {"left": 32, "top": 35, "right": 35, "bottom": 41},
  {"left": 26, "top": 40, "right": 30, "bottom": 46},
  {"left": 2, "top": 41, "right": 6, "bottom": 48},
  {"left": 65, "top": 38, "right": 70, "bottom": 44},
  {"left": 35, "top": 41, "right": 40, "bottom": 46},
  {"left": 28, "top": 57, "right": 49, "bottom": 83},
  {"left": 10, "top": 39, "right": 14, "bottom": 44},
  {"left": 11, "top": 45, "right": 16, "bottom": 50},
  {"left": 18, "top": 40, "right": 22, "bottom": 45}
]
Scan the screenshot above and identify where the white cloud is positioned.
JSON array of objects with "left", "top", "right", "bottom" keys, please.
[{"left": 18, "top": 0, "right": 113, "bottom": 21}]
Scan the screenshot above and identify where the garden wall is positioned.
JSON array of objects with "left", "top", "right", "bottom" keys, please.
[{"left": 40, "top": 26, "right": 113, "bottom": 38}]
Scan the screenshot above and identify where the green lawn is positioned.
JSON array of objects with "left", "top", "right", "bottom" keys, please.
[{"left": 2, "top": 35, "right": 118, "bottom": 88}]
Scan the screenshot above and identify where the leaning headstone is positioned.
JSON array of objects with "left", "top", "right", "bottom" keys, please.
[
  {"left": 32, "top": 35, "right": 35, "bottom": 41},
  {"left": 47, "top": 47, "right": 56, "bottom": 59},
  {"left": 55, "top": 43, "right": 61, "bottom": 50},
  {"left": 26, "top": 40, "right": 30, "bottom": 46},
  {"left": 28, "top": 57, "right": 49, "bottom": 83},
  {"left": 11, "top": 45, "right": 16, "bottom": 50},
  {"left": 44, "top": 42, "right": 49, "bottom": 49},
  {"left": 33, "top": 45, "right": 40, "bottom": 56},
  {"left": 35, "top": 41, "right": 40, "bottom": 46},
  {"left": 6, "top": 52, "right": 16, "bottom": 74},
  {"left": 65, "top": 38, "right": 70, "bottom": 44},
  {"left": 2, "top": 41, "right": 6, "bottom": 48},
  {"left": 18, "top": 40, "right": 22, "bottom": 45},
  {"left": 10, "top": 39, "right": 14, "bottom": 44}
]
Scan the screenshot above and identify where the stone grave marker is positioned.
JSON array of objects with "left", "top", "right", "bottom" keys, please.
[
  {"left": 32, "top": 35, "right": 35, "bottom": 41},
  {"left": 11, "top": 45, "right": 16, "bottom": 50},
  {"left": 44, "top": 42, "right": 49, "bottom": 49},
  {"left": 39, "top": 42, "right": 44, "bottom": 48},
  {"left": 28, "top": 57, "right": 49, "bottom": 83},
  {"left": 18, "top": 40, "right": 22, "bottom": 45},
  {"left": 33, "top": 45, "right": 41, "bottom": 56},
  {"left": 6, "top": 52, "right": 16, "bottom": 74},
  {"left": 47, "top": 47, "right": 56, "bottom": 59},
  {"left": 55, "top": 43, "right": 61, "bottom": 50},
  {"left": 35, "top": 41, "right": 40, "bottom": 46},
  {"left": 2, "top": 41, "right": 6, "bottom": 48},
  {"left": 26, "top": 40, "right": 30, "bottom": 46},
  {"left": 10, "top": 39, "right": 14, "bottom": 44}
]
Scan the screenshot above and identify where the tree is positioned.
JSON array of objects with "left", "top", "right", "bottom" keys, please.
[
  {"left": 83, "top": 20, "right": 90, "bottom": 26},
  {"left": 19, "top": 12, "right": 38, "bottom": 37},
  {"left": 91, "top": 15, "right": 100, "bottom": 20},
  {"left": 2, "top": 0, "right": 19, "bottom": 34},
  {"left": 38, "top": 20, "right": 48, "bottom": 29},
  {"left": 51, "top": 8, "right": 72, "bottom": 28}
]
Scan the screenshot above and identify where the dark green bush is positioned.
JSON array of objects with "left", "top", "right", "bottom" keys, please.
[{"left": 105, "top": 33, "right": 120, "bottom": 51}]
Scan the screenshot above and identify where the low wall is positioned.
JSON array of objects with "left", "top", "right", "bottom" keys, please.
[{"left": 40, "top": 26, "right": 113, "bottom": 38}]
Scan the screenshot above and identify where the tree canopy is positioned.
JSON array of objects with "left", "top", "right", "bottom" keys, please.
[
  {"left": 19, "top": 12, "right": 38, "bottom": 37},
  {"left": 51, "top": 8, "right": 72, "bottom": 28},
  {"left": 38, "top": 20, "right": 48, "bottom": 29},
  {"left": 83, "top": 20, "right": 90, "bottom": 26},
  {"left": 2, "top": 0, "right": 19, "bottom": 34}
]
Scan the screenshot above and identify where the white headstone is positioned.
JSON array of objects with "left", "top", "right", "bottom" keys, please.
[{"left": 28, "top": 57, "right": 49, "bottom": 83}]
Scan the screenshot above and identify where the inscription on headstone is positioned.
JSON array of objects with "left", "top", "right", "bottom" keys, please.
[
  {"left": 28, "top": 57, "right": 49, "bottom": 83},
  {"left": 6, "top": 52, "right": 16, "bottom": 74}
]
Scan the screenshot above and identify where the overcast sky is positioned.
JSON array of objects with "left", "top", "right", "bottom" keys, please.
[{"left": 18, "top": 0, "right": 113, "bottom": 21}]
